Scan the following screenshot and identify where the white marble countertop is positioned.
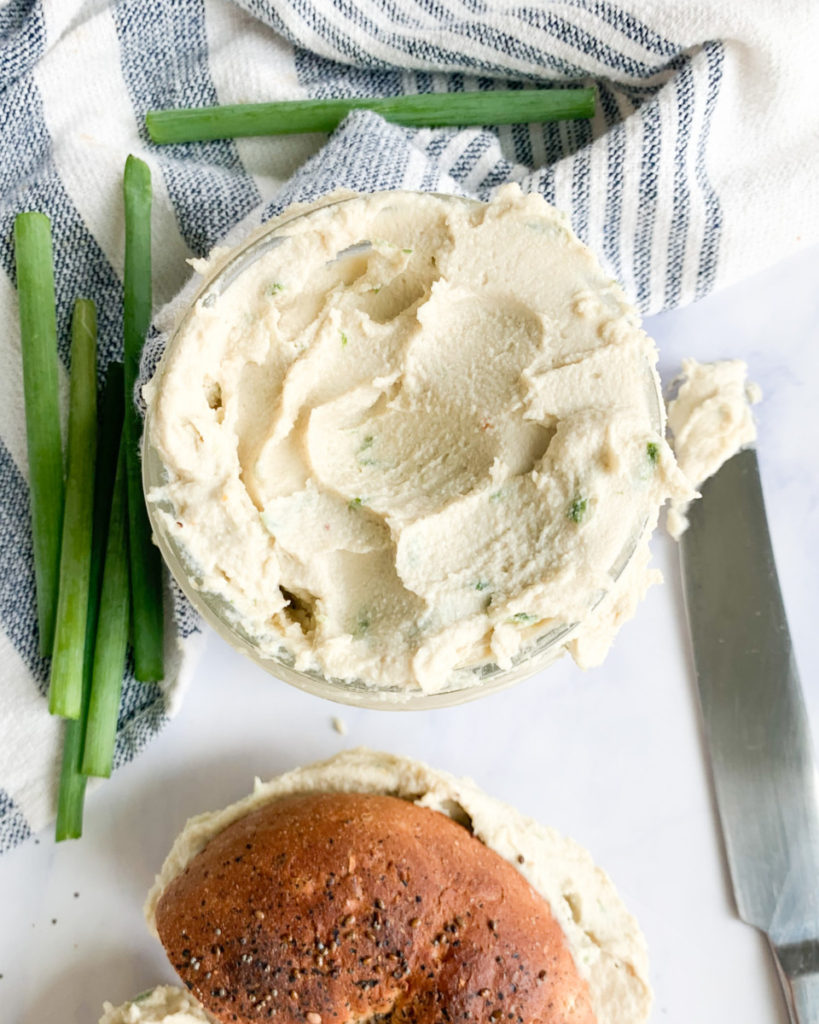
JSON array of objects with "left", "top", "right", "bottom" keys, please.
[{"left": 1, "top": 242, "right": 817, "bottom": 1024}]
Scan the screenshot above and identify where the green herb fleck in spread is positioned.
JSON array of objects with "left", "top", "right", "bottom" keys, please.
[
  {"left": 489, "top": 489, "right": 506, "bottom": 503},
  {"left": 402, "top": 247, "right": 413, "bottom": 254},
  {"left": 357, "top": 435, "right": 377, "bottom": 467},
  {"left": 355, "top": 610, "right": 371, "bottom": 637},
  {"left": 646, "top": 441, "right": 659, "bottom": 466},
  {"left": 475, "top": 580, "right": 490, "bottom": 591},
  {"left": 348, "top": 496, "right": 364, "bottom": 510},
  {"left": 268, "top": 281, "right": 285, "bottom": 294},
  {"left": 340, "top": 330, "right": 348, "bottom": 348},
  {"left": 567, "top": 496, "right": 588, "bottom": 523}
]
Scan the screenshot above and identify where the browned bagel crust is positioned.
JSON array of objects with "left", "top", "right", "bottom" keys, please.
[{"left": 155, "top": 793, "right": 596, "bottom": 1024}]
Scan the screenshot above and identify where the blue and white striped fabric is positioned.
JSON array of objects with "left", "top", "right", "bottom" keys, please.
[{"left": 2, "top": 0, "right": 817, "bottom": 851}]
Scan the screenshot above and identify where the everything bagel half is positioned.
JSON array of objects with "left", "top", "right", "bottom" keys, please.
[{"left": 141, "top": 750, "right": 651, "bottom": 1024}]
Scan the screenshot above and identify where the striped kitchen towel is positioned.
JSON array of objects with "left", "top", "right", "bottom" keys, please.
[{"left": 1, "top": 0, "right": 817, "bottom": 852}]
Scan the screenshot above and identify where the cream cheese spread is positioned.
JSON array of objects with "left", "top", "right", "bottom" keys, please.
[
  {"left": 144, "top": 748, "right": 652, "bottom": 1024},
  {"left": 667, "top": 358, "right": 761, "bottom": 537},
  {"left": 145, "top": 185, "right": 689, "bottom": 692},
  {"left": 100, "top": 986, "right": 215, "bottom": 1024}
]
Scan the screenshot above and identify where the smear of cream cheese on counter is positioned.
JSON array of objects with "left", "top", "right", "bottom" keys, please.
[
  {"left": 145, "top": 185, "right": 690, "bottom": 692},
  {"left": 144, "top": 748, "right": 652, "bottom": 1024},
  {"left": 667, "top": 358, "right": 761, "bottom": 538}
]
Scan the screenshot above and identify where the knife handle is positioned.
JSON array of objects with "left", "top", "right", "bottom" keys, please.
[{"left": 771, "top": 940, "right": 819, "bottom": 1024}]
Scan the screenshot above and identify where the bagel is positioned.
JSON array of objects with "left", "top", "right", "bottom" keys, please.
[
  {"left": 137, "top": 750, "right": 650, "bottom": 1024},
  {"left": 155, "top": 790, "right": 595, "bottom": 1024}
]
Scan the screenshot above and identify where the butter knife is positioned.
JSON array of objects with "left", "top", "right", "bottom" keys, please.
[{"left": 680, "top": 447, "right": 819, "bottom": 1023}]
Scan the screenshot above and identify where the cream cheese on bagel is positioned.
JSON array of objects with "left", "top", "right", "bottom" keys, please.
[
  {"left": 100, "top": 985, "right": 215, "bottom": 1024},
  {"left": 142, "top": 749, "right": 651, "bottom": 1024}
]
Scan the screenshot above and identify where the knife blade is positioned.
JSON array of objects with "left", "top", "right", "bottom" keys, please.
[{"left": 680, "top": 447, "right": 819, "bottom": 1023}]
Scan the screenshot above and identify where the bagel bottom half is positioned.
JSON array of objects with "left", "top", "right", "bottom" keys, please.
[{"left": 102, "top": 750, "right": 651, "bottom": 1024}]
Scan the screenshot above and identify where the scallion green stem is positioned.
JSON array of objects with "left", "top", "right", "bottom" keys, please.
[
  {"left": 123, "top": 155, "right": 164, "bottom": 682},
  {"left": 14, "top": 212, "right": 64, "bottom": 658},
  {"left": 54, "top": 721, "right": 86, "bottom": 840},
  {"left": 145, "top": 88, "right": 596, "bottom": 144},
  {"left": 82, "top": 438, "right": 130, "bottom": 779},
  {"left": 56, "top": 362, "right": 125, "bottom": 840},
  {"left": 48, "top": 300, "right": 97, "bottom": 719}
]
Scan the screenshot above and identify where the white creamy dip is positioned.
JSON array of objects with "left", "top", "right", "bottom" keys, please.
[
  {"left": 145, "top": 186, "right": 689, "bottom": 692},
  {"left": 144, "top": 748, "right": 652, "bottom": 1024},
  {"left": 667, "top": 358, "right": 761, "bottom": 537},
  {"left": 100, "top": 986, "right": 215, "bottom": 1024}
]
